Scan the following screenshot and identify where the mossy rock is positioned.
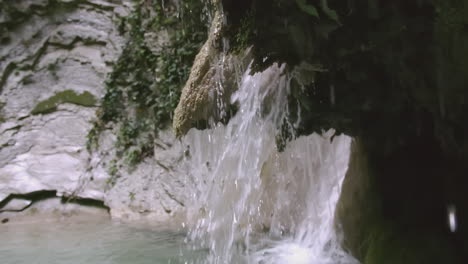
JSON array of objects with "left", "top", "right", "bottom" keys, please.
[
  {"left": 89, "top": 0, "right": 208, "bottom": 166},
  {"left": 31, "top": 90, "right": 97, "bottom": 115}
]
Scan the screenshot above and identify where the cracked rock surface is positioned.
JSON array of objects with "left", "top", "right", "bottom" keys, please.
[
  {"left": 0, "top": 0, "right": 127, "bottom": 212},
  {"left": 0, "top": 0, "right": 195, "bottom": 222}
]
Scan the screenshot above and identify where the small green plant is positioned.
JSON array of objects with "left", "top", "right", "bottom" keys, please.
[
  {"left": 129, "top": 192, "right": 135, "bottom": 201},
  {"left": 105, "top": 159, "right": 120, "bottom": 187},
  {"left": 295, "top": 0, "right": 319, "bottom": 18},
  {"left": 47, "top": 62, "right": 59, "bottom": 79},
  {"left": 123, "top": 147, "right": 142, "bottom": 167},
  {"left": 0, "top": 102, "right": 5, "bottom": 123},
  {"left": 86, "top": 121, "right": 101, "bottom": 151},
  {"left": 21, "top": 75, "right": 35, "bottom": 85},
  {"left": 295, "top": 0, "right": 340, "bottom": 23}
]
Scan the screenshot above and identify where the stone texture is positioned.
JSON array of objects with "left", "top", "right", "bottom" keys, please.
[
  {"left": 98, "top": 129, "right": 190, "bottom": 221},
  {"left": 172, "top": 11, "right": 223, "bottom": 137},
  {"left": 0, "top": 0, "right": 129, "bottom": 209},
  {"left": 0, "top": 199, "right": 32, "bottom": 212},
  {"left": 0, "top": 197, "right": 109, "bottom": 221},
  {"left": 0, "top": 0, "right": 221, "bottom": 223},
  {"left": 173, "top": 10, "right": 252, "bottom": 137},
  {"left": 335, "top": 139, "right": 374, "bottom": 261}
]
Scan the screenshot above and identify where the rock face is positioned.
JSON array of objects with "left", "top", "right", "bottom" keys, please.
[
  {"left": 173, "top": 9, "right": 251, "bottom": 137},
  {"left": 335, "top": 139, "right": 373, "bottom": 260},
  {"left": 172, "top": 10, "right": 223, "bottom": 137},
  {"left": 336, "top": 138, "right": 464, "bottom": 264},
  {"left": 97, "top": 129, "right": 190, "bottom": 221},
  {"left": 0, "top": 0, "right": 128, "bottom": 214},
  {"left": 0, "top": 0, "right": 206, "bottom": 221}
]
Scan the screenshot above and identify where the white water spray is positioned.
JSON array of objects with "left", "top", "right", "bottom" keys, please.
[{"left": 181, "top": 64, "right": 359, "bottom": 264}]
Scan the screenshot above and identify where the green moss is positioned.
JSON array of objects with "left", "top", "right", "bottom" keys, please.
[
  {"left": 47, "top": 63, "right": 59, "bottom": 80},
  {"left": 0, "top": 102, "right": 5, "bottom": 123},
  {"left": 31, "top": 90, "right": 97, "bottom": 115},
  {"left": 105, "top": 159, "right": 120, "bottom": 187},
  {"left": 88, "top": 0, "right": 207, "bottom": 167}
]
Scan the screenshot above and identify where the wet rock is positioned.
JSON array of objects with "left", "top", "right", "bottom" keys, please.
[
  {"left": 172, "top": 11, "right": 224, "bottom": 137},
  {"left": 173, "top": 10, "right": 252, "bottom": 137},
  {"left": 335, "top": 139, "right": 374, "bottom": 260}
]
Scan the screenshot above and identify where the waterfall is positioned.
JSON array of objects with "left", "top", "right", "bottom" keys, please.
[{"left": 181, "top": 63, "right": 359, "bottom": 264}]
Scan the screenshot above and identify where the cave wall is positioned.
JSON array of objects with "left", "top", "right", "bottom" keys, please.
[
  {"left": 219, "top": 0, "right": 468, "bottom": 158},
  {"left": 215, "top": 0, "right": 468, "bottom": 262}
]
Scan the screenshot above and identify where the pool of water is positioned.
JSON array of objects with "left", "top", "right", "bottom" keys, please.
[{"left": 0, "top": 215, "right": 189, "bottom": 264}]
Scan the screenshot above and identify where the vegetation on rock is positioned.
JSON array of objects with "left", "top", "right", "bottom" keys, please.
[
  {"left": 87, "top": 0, "right": 208, "bottom": 168},
  {"left": 0, "top": 102, "right": 4, "bottom": 123}
]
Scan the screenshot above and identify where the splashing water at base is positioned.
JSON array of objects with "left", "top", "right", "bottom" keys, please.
[
  {"left": 181, "top": 64, "right": 359, "bottom": 264},
  {"left": 256, "top": 243, "right": 314, "bottom": 264}
]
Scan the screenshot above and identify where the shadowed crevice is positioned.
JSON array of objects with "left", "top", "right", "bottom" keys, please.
[{"left": 0, "top": 190, "right": 109, "bottom": 213}]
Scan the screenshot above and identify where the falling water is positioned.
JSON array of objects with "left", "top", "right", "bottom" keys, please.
[{"left": 181, "top": 64, "right": 359, "bottom": 264}]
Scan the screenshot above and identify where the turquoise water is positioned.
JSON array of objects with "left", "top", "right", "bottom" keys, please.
[{"left": 0, "top": 216, "right": 188, "bottom": 264}]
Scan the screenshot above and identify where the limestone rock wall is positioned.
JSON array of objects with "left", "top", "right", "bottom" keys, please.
[
  {"left": 0, "top": 0, "right": 131, "bottom": 204},
  {"left": 95, "top": 128, "right": 189, "bottom": 222},
  {"left": 0, "top": 0, "right": 199, "bottom": 222}
]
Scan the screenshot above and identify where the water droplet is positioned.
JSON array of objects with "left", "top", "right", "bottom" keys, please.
[{"left": 448, "top": 204, "right": 457, "bottom": 233}]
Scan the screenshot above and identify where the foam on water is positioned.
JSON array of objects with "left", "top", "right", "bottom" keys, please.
[{"left": 181, "top": 64, "right": 359, "bottom": 264}]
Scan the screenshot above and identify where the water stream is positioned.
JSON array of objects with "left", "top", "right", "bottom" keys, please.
[{"left": 182, "top": 64, "right": 358, "bottom": 264}]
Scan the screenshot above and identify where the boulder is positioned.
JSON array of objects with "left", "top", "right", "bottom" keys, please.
[{"left": 173, "top": 10, "right": 251, "bottom": 137}]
